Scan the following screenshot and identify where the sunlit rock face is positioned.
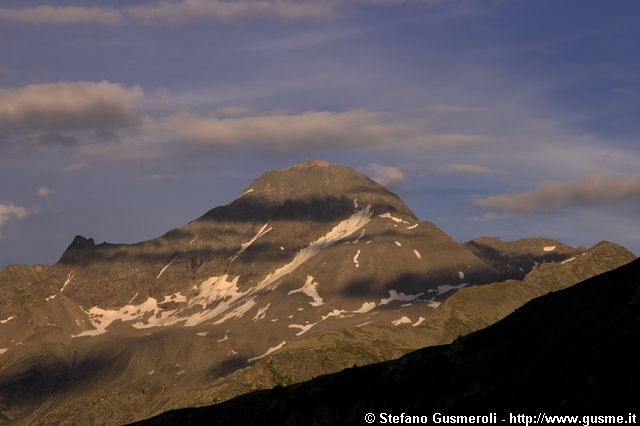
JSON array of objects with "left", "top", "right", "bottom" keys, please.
[{"left": 2, "top": 160, "right": 624, "bottom": 425}]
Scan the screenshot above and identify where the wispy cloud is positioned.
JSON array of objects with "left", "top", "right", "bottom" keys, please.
[
  {"left": 127, "top": 0, "right": 333, "bottom": 25},
  {"left": 0, "top": 5, "right": 123, "bottom": 25},
  {"left": 138, "top": 173, "right": 183, "bottom": 182},
  {"left": 476, "top": 173, "right": 640, "bottom": 216},
  {"left": 36, "top": 186, "right": 53, "bottom": 197},
  {"left": 0, "top": 203, "right": 29, "bottom": 237},
  {"left": 368, "top": 163, "right": 405, "bottom": 190},
  {"left": 0, "top": 0, "right": 451, "bottom": 26},
  {"left": 0, "top": 82, "right": 143, "bottom": 144},
  {"left": 2, "top": 81, "right": 486, "bottom": 158},
  {"left": 0, "top": 1, "right": 331, "bottom": 26},
  {"left": 65, "top": 163, "right": 85, "bottom": 172},
  {"left": 438, "top": 163, "right": 500, "bottom": 174},
  {"left": 429, "top": 104, "right": 483, "bottom": 114}
]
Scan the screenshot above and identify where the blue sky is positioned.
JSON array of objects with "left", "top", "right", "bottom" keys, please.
[{"left": 1, "top": 0, "right": 639, "bottom": 267}]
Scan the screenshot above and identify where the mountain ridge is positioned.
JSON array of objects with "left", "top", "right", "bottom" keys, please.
[
  {"left": 0, "top": 160, "right": 633, "bottom": 425},
  {"left": 138, "top": 256, "right": 640, "bottom": 425}
]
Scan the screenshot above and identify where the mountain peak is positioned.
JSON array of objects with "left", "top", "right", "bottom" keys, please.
[
  {"left": 239, "top": 160, "right": 407, "bottom": 213},
  {"left": 291, "top": 159, "right": 333, "bottom": 168},
  {"left": 58, "top": 235, "right": 96, "bottom": 264}
]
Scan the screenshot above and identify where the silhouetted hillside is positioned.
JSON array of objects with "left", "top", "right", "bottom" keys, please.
[{"left": 140, "top": 258, "right": 640, "bottom": 425}]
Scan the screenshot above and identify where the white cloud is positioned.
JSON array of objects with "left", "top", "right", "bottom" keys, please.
[
  {"left": 127, "top": 0, "right": 333, "bottom": 25},
  {"left": 476, "top": 173, "right": 640, "bottom": 216},
  {"left": 37, "top": 186, "right": 53, "bottom": 197},
  {"left": 0, "top": 81, "right": 143, "bottom": 131},
  {"left": 438, "top": 163, "right": 499, "bottom": 174},
  {"left": 0, "top": 5, "right": 123, "bottom": 25},
  {"left": 138, "top": 173, "right": 183, "bottom": 182},
  {"left": 429, "top": 104, "right": 483, "bottom": 114},
  {"left": 65, "top": 163, "right": 85, "bottom": 172},
  {"left": 368, "top": 163, "right": 405, "bottom": 190},
  {"left": 0, "top": 81, "right": 144, "bottom": 144},
  {"left": 130, "top": 110, "right": 484, "bottom": 156},
  {"left": 2, "top": 81, "right": 486, "bottom": 158},
  {"left": 0, "top": 1, "right": 332, "bottom": 26},
  {"left": 0, "top": 203, "right": 29, "bottom": 237},
  {"left": 0, "top": 0, "right": 451, "bottom": 26}
]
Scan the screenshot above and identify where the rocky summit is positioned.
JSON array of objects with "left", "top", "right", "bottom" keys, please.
[{"left": 0, "top": 161, "right": 634, "bottom": 425}]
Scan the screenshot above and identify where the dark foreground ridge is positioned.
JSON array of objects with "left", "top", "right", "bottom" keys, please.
[{"left": 138, "top": 258, "right": 640, "bottom": 425}]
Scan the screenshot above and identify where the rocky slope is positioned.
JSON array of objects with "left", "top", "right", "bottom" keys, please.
[
  {"left": 0, "top": 160, "right": 499, "bottom": 424},
  {"left": 140, "top": 257, "right": 640, "bottom": 425},
  {"left": 0, "top": 160, "right": 632, "bottom": 425},
  {"left": 465, "top": 236, "right": 585, "bottom": 280},
  {"left": 160, "top": 240, "right": 634, "bottom": 410}
]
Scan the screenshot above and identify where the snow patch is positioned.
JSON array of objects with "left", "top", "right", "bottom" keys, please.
[
  {"left": 353, "top": 198, "right": 359, "bottom": 210},
  {"left": 74, "top": 297, "right": 160, "bottom": 337},
  {"left": 252, "top": 303, "right": 271, "bottom": 322},
  {"left": 394, "top": 241, "right": 402, "bottom": 247},
  {"left": 230, "top": 222, "right": 272, "bottom": 263},
  {"left": 413, "top": 249, "right": 422, "bottom": 259},
  {"left": 353, "top": 301, "right": 376, "bottom": 313},
  {"left": 213, "top": 298, "right": 256, "bottom": 325},
  {"left": 241, "top": 188, "right": 254, "bottom": 196},
  {"left": 322, "top": 309, "right": 347, "bottom": 320},
  {"left": 561, "top": 256, "right": 576, "bottom": 264},
  {"left": 227, "top": 350, "right": 238, "bottom": 356},
  {"left": 217, "top": 332, "right": 229, "bottom": 343},
  {"left": 156, "top": 258, "right": 176, "bottom": 280},
  {"left": 392, "top": 316, "right": 412, "bottom": 326},
  {"left": 353, "top": 249, "right": 361, "bottom": 268},
  {"left": 287, "top": 275, "right": 324, "bottom": 307},
  {"left": 352, "top": 228, "right": 366, "bottom": 244},
  {"left": 379, "top": 290, "right": 423, "bottom": 305},
  {"left": 46, "top": 294, "right": 56, "bottom": 301},
  {"left": 406, "top": 223, "right": 418, "bottom": 230},
  {"left": 431, "top": 283, "right": 468, "bottom": 296},
  {"left": 379, "top": 213, "right": 409, "bottom": 224},
  {"left": 196, "top": 332, "right": 208, "bottom": 337},
  {"left": 427, "top": 300, "right": 441, "bottom": 308},
  {"left": 543, "top": 245, "right": 556, "bottom": 252},
  {"left": 188, "top": 235, "right": 198, "bottom": 246},
  {"left": 0, "top": 348, "right": 7, "bottom": 355},
  {"left": 128, "top": 292, "right": 139, "bottom": 304},
  {"left": 258, "top": 205, "right": 372, "bottom": 291},
  {"left": 413, "top": 316, "right": 426, "bottom": 327},
  {"left": 131, "top": 274, "right": 249, "bottom": 329},
  {"left": 161, "top": 292, "right": 187, "bottom": 304},
  {"left": 288, "top": 323, "right": 316, "bottom": 336},
  {"left": 458, "top": 271, "right": 465, "bottom": 280},
  {"left": 60, "top": 272, "right": 75, "bottom": 292},
  {"left": 182, "top": 275, "right": 245, "bottom": 325},
  {"left": 248, "top": 341, "right": 286, "bottom": 363}
]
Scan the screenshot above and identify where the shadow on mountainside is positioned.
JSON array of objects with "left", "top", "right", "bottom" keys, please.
[{"left": 137, "top": 258, "right": 640, "bottom": 425}]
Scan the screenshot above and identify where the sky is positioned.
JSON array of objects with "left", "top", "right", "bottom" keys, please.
[{"left": 0, "top": 0, "right": 639, "bottom": 267}]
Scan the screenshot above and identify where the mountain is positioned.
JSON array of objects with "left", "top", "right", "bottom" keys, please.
[
  {"left": 465, "top": 236, "right": 586, "bottom": 280},
  {"left": 0, "top": 160, "right": 633, "bottom": 425},
  {"left": 160, "top": 240, "right": 634, "bottom": 410},
  {"left": 140, "top": 256, "right": 640, "bottom": 425}
]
